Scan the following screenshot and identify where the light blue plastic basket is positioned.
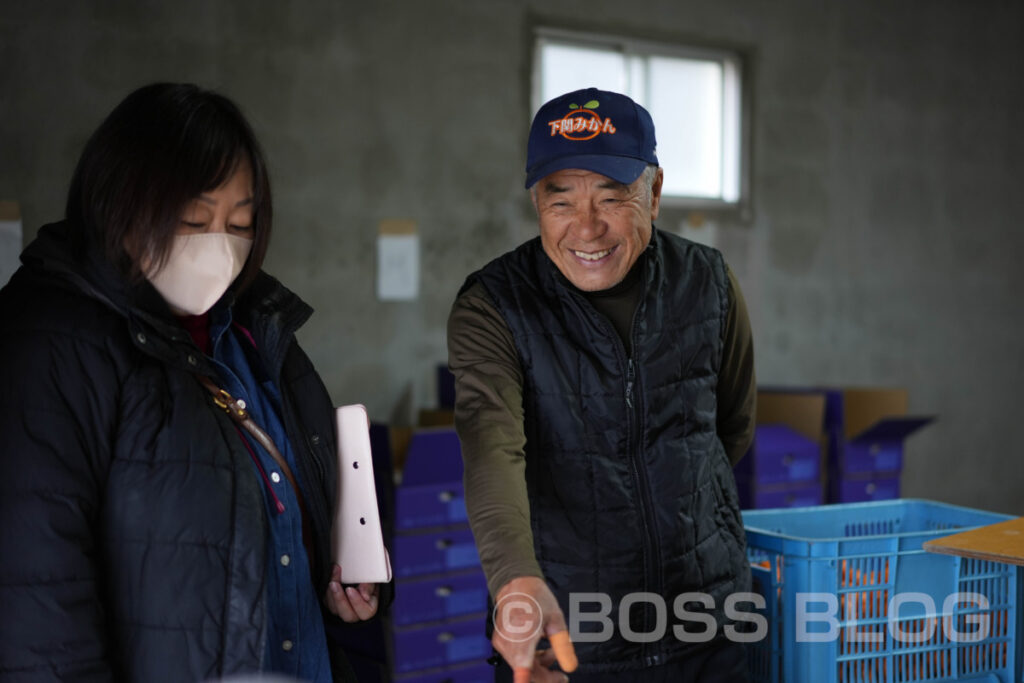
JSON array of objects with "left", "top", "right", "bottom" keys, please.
[{"left": 742, "top": 499, "right": 1022, "bottom": 683}]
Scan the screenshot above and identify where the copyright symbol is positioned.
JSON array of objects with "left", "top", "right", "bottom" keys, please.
[{"left": 493, "top": 591, "right": 544, "bottom": 643}]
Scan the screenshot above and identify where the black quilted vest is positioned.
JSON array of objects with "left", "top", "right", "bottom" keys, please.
[{"left": 468, "top": 229, "right": 751, "bottom": 672}]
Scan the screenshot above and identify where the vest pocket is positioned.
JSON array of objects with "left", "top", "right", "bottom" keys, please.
[{"left": 709, "top": 464, "right": 747, "bottom": 556}]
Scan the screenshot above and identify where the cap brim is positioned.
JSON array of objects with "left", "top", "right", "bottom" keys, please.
[{"left": 525, "top": 155, "right": 649, "bottom": 189}]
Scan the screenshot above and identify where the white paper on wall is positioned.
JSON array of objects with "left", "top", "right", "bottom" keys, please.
[{"left": 376, "top": 219, "right": 419, "bottom": 301}]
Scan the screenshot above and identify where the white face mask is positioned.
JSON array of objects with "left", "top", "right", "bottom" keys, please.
[{"left": 146, "top": 233, "right": 254, "bottom": 316}]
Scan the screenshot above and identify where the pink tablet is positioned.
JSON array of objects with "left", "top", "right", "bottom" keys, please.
[{"left": 331, "top": 404, "right": 392, "bottom": 584}]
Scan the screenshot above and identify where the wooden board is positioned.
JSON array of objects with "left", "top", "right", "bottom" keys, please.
[{"left": 923, "top": 517, "right": 1024, "bottom": 566}]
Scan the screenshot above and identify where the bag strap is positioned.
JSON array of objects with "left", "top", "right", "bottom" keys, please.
[{"left": 195, "top": 374, "right": 304, "bottom": 507}]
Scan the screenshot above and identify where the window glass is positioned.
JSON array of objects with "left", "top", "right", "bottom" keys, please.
[{"left": 534, "top": 29, "right": 746, "bottom": 207}]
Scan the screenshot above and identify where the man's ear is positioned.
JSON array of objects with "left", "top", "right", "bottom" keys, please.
[{"left": 650, "top": 168, "right": 665, "bottom": 221}]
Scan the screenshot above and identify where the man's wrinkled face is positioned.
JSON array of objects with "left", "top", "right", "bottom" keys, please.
[{"left": 533, "top": 167, "right": 662, "bottom": 292}]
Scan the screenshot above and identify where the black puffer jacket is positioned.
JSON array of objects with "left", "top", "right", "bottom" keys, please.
[{"left": 0, "top": 221, "right": 352, "bottom": 681}]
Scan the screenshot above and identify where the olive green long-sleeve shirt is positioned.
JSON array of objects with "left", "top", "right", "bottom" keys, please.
[{"left": 447, "top": 257, "right": 755, "bottom": 598}]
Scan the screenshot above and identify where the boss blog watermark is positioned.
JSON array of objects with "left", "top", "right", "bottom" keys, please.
[
  {"left": 797, "top": 592, "right": 991, "bottom": 644},
  {"left": 491, "top": 591, "right": 993, "bottom": 645},
  {"left": 567, "top": 592, "right": 767, "bottom": 644},
  {"left": 494, "top": 592, "right": 546, "bottom": 643}
]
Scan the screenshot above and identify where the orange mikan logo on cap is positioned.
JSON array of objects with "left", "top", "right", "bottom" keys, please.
[{"left": 547, "top": 100, "right": 617, "bottom": 140}]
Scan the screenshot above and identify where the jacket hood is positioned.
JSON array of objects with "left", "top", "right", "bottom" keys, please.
[
  {"left": 16, "top": 220, "right": 313, "bottom": 373},
  {"left": 19, "top": 221, "right": 310, "bottom": 329},
  {"left": 19, "top": 220, "right": 135, "bottom": 316}
]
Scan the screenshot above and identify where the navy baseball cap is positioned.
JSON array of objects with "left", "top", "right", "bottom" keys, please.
[{"left": 525, "top": 87, "right": 658, "bottom": 189}]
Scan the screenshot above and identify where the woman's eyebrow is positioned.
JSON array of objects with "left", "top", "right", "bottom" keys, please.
[{"left": 197, "top": 195, "right": 253, "bottom": 207}]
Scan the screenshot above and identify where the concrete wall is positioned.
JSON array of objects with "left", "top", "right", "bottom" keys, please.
[{"left": 2, "top": 0, "right": 1022, "bottom": 513}]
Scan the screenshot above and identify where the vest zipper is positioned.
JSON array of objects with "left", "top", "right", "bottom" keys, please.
[
  {"left": 625, "top": 358, "right": 635, "bottom": 408},
  {"left": 567, "top": 256, "right": 663, "bottom": 663},
  {"left": 588, "top": 266, "right": 661, "bottom": 664},
  {"left": 624, "top": 355, "right": 662, "bottom": 662},
  {"left": 622, "top": 264, "right": 664, "bottom": 665}
]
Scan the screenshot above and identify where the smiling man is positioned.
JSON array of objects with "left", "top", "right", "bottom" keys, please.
[{"left": 447, "top": 88, "right": 756, "bottom": 682}]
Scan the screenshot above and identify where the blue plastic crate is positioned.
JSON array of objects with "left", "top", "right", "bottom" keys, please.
[{"left": 742, "top": 499, "right": 1022, "bottom": 683}]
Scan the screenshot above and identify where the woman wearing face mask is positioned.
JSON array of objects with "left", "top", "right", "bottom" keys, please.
[{"left": 0, "top": 83, "right": 386, "bottom": 682}]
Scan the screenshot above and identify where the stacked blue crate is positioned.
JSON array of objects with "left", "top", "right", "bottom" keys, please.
[
  {"left": 390, "top": 427, "right": 492, "bottom": 681},
  {"left": 735, "top": 391, "right": 826, "bottom": 509},
  {"left": 822, "top": 388, "right": 933, "bottom": 503}
]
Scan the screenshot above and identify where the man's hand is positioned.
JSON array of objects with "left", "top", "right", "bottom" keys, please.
[
  {"left": 493, "top": 576, "right": 575, "bottom": 682},
  {"left": 325, "top": 564, "right": 380, "bottom": 622}
]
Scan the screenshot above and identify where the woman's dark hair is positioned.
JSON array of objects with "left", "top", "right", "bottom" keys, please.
[{"left": 66, "top": 83, "right": 272, "bottom": 291}]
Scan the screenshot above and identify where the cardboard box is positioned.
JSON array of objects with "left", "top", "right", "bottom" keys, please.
[
  {"left": 734, "top": 390, "right": 826, "bottom": 509},
  {"left": 747, "top": 387, "right": 934, "bottom": 504},
  {"left": 417, "top": 408, "right": 455, "bottom": 428},
  {"left": 823, "top": 388, "right": 934, "bottom": 476}
]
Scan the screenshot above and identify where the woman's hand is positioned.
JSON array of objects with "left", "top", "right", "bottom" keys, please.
[{"left": 325, "top": 563, "right": 380, "bottom": 622}]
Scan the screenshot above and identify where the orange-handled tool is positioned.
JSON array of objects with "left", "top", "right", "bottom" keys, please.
[{"left": 512, "top": 630, "right": 578, "bottom": 682}]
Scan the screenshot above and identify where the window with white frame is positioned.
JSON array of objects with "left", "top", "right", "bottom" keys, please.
[{"left": 533, "top": 28, "right": 747, "bottom": 209}]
